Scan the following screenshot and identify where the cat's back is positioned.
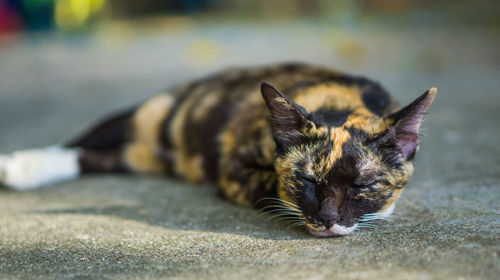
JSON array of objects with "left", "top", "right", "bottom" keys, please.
[
  {"left": 164, "top": 62, "right": 399, "bottom": 128},
  {"left": 158, "top": 63, "right": 399, "bottom": 183}
]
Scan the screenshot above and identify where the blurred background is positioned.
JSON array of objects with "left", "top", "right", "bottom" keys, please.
[{"left": 1, "top": 0, "right": 499, "bottom": 32}]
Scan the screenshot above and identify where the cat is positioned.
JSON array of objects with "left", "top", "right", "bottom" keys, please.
[{"left": 0, "top": 63, "right": 436, "bottom": 237}]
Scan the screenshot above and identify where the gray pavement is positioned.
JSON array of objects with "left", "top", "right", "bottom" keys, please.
[{"left": 0, "top": 21, "right": 499, "bottom": 279}]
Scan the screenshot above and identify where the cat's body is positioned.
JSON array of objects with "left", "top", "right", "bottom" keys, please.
[{"left": 0, "top": 63, "right": 436, "bottom": 237}]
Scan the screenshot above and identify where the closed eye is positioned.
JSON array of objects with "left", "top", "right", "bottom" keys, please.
[
  {"left": 352, "top": 181, "right": 379, "bottom": 189},
  {"left": 300, "top": 177, "right": 317, "bottom": 203},
  {"left": 300, "top": 176, "right": 317, "bottom": 186}
]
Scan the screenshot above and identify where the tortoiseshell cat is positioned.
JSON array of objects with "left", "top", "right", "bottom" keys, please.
[{"left": 0, "top": 63, "right": 436, "bottom": 237}]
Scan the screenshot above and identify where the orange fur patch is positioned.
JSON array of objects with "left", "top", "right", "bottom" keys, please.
[
  {"left": 326, "top": 127, "right": 351, "bottom": 170},
  {"left": 294, "top": 84, "right": 364, "bottom": 112},
  {"left": 125, "top": 94, "right": 173, "bottom": 173},
  {"left": 169, "top": 87, "right": 207, "bottom": 183},
  {"left": 380, "top": 188, "right": 403, "bottom": 211}
]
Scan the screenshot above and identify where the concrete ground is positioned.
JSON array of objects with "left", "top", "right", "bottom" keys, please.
[{"left": 0, "top": 20, "right": 499, "bottom": 279}]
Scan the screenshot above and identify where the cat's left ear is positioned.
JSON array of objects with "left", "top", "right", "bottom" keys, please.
[
  {"left": 384, "top": 87, "right": 437, "bottom": 161},
  {"left": 261, "top": 82, "right": 309, "bottom": 146}
]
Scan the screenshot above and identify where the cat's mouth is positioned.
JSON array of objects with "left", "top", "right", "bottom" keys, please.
[{"left": 309, "top": 223, "right": 358, "bottom": 237}]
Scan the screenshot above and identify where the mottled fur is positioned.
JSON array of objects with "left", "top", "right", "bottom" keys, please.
[{"left": 3, "top": 63, "right": 436, "bottom": 237}]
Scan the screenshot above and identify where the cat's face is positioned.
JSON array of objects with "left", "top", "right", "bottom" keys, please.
[
  {"left": 261, "top": 83, "right": 436, "bottom": 237},
  {"left": 273, "top": 127, "right": 415, "bottom": 236}
]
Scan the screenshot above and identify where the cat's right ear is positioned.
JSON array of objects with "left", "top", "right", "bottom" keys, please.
[
  {"left": 261, "top": 82, "right": 309, "bottom": 146},
  {"left": 383, "top": 87, "right": 437, "bottom": 161}
]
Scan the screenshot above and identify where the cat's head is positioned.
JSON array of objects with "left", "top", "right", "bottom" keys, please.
[{"left": 261, "top": 82, "right": 436, "bottom": 237}]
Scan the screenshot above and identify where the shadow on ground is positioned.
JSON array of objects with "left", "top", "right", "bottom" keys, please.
[{"left": 23, "top": 176, "right": 312, "bottom": 240}]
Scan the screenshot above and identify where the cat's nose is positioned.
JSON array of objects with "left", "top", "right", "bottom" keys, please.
[
  {"left": 321, "top": 219, "right": 334, "bottom": 229},
  {"left": 319, "top": 197, "right": 340, "bottom": 228},
  {"left": 320, "top": 212, "right": 340, "bottom": 228}
]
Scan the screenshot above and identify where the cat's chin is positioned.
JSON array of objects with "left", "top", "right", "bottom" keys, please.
[{"left": 310, "top": 223, "right": 358, "bottom": 237}]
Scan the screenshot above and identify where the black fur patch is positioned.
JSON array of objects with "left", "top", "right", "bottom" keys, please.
[
  {"left": 78, "top": 149, "right": 129, "bottom": 173},
  {"left": 309, "top": 109, "right": 352, "bottom": 127},
  {"left": 66, "top": 106, "right": 136, "bottom": 150},
  {"left": 159, "top": 82, "right": 202, "bottom": 150},
  {"left": 295, "top": 175, "right": 320, "bottom": 220},
  {"left": 194, "top": 99, "right": 233, "bottom": 182},
  {"left": 361, "top": 83, "right": 394, "bottom": 116}
]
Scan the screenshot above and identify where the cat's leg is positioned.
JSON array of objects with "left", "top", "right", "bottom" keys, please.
[
  {"left": 0, "top": 94, "right": 173, "bottom": 191},
  {"left": 75, "top": 94, "right": 174, "bottom": 175},
  {"left": 0, "top": 107, "right": 135, "bottom": 191}
]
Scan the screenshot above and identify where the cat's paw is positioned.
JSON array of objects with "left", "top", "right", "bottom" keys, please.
[{"left": 0, "top": 147, "right": 80, "bottom": 191}]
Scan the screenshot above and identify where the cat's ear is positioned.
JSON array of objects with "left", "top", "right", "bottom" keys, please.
[
  {"left": 384, "top": 87, "right": 437, "bottom": 161},
  {"left": 261, "top": 82, "right": 309, "bottom": 146}
]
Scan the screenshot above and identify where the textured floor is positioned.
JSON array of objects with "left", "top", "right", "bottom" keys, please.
[{"left": 0, "top": 20, "right": 499, "bottom": 279}]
